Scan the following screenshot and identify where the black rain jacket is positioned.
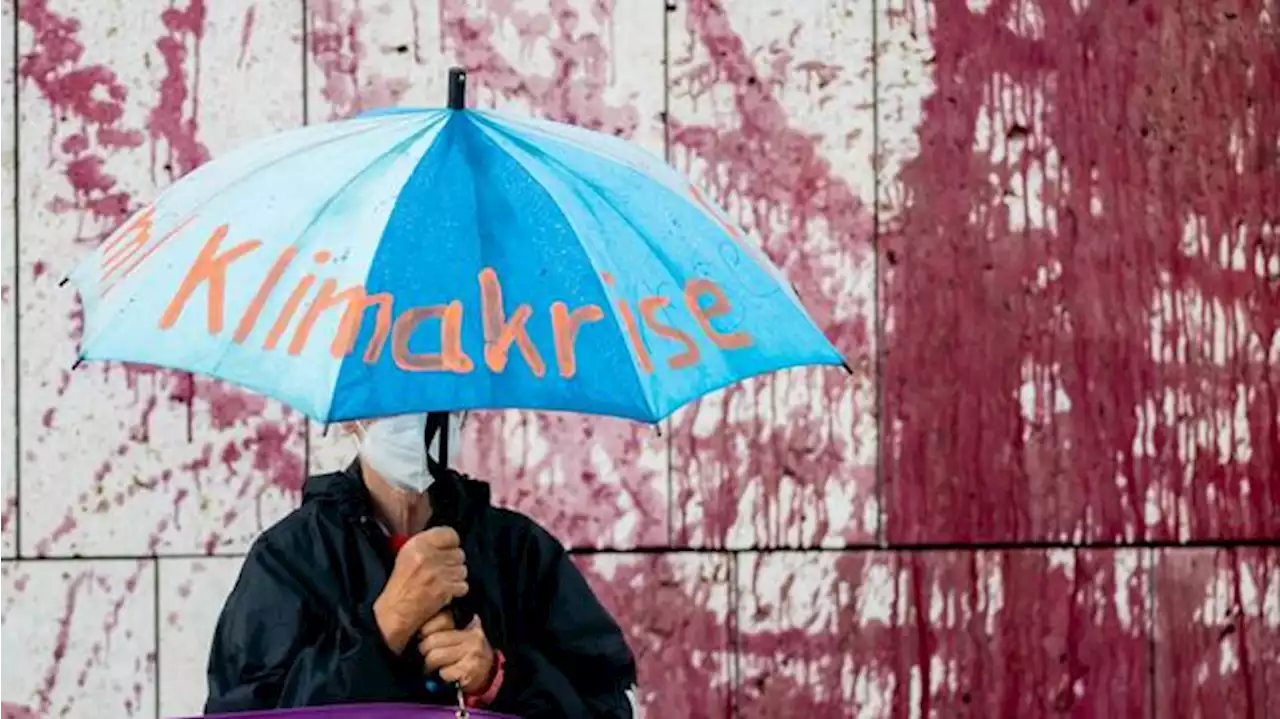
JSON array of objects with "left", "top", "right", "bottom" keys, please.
[{"left": 203, "top": 464, "right": 637, "bottom": 718}]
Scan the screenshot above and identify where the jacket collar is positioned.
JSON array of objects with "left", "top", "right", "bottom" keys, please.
[{"left": 301, "top": 461, "right": 493, "bottom": 536}]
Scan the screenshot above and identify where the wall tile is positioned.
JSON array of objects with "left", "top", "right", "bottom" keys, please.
[
  {"left": 736, "top": 551, "right": 897, "bottom": 716},
  {"left": 902, "top": 549, "right": 1151, "bottom": 718},
  {"left": 575, "top": 552, "right": 733, "bottom": 718},
  {"left": 736, "top": 549, "right": 1152, "bottom": 717},
  {"left": 16, "top": 0, "right": 306, "bottom": 557},
  {"left": 665, "top": 0, "right": 878, "bottom": 549},
  {"left": 1153, "top": 547, "right": 1280, "bottom": 718},
  {"left": 2, "top": 0, "right": 18, "bottom": 557},
  {"left": 156, "top": 556, "right": 244, "bottom": 718},
  {"left": 1, "top": 559, "right": 156, "bottom": 718}
]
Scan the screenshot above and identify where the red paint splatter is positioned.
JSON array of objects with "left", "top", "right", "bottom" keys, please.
[
  {"left": 921, "top": 550, "right": 1148, "bottom": 717},
  {"left": 4, "top": 563, "right": 155, "bottom": 718},
  {"left": 0, "top": 703, "right": 38, "bottom": 719},
  {"left": 875, "top": 1, "right": 1278, "bottom": 714},
  {"left": 1155, "top": 548, "right": 1280, "bottom": 718},
  {"left": 308, "top": 0, "right": 364, "bottom": 117},
  {"left": 576, "top": 555, "right": 733, "bottom": 717},
  {"left": 33, "top": 571, "right": 90, "bottom": 714},
  {"left": 236, "top": 5, "right": 256, "bottom": 69},
  {"left": 881, "top": 0, "right": 1279, "bottom": 545},
  {"left": 18, "top": 0, "right": 143, "bottom": 227},
  {"left": 148, "top": 0, "right": 211, "bottom": 181},
  {"left": 31, "top": 511, "right": 77, "bottom": 556},
  {"left": 667, "top": 0, "right": 876, "bottom": 548},
  {"left": 439, "top": 0, "right": 639, "bottom": 135},
  {"left": 308, "top": 0, "right": 411, "bottom": 118},
  {"left": 0, "top": 496, "right": 15, "bottom": 546},
  {"left": 18, "top": 0, "right": 306, "bottom": 563},
  {"left": 247, "top": 420, "right": 306, "bottom": 494}
]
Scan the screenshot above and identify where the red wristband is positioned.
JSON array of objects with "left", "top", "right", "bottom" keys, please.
[{"left": 465, "top": 650, "right": 505, "bottom": 708}]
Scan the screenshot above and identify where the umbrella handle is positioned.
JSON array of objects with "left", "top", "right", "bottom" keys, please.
[
  {"left": 423, "top": 409, "right": 472, "bottom": 719},
  {"left": 448, "top": 67, "right": 467, "bottom": 111},
  {"left": 421, "top": 677, "right": 468, "bottom": 718},
  {"left": 422, "top": 412, "right": 476, "bottom": 629},
  {"left": 455, "top": 683, "right": 469, "bottom": 719}
]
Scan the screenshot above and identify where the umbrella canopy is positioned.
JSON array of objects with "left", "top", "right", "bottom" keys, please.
[{"left": 69, "top": 70, "right": 845, "bottom": 424}]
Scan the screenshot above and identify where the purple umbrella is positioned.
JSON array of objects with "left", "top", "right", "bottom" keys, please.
[{"left": 185, "top": 702, "right": 518, "bottom": 719}]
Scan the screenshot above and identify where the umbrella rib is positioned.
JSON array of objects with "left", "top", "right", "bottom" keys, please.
[
  {"left": 473, "top": 118, "right": 693, "bottom": 285},
  {"left": 475, "top": 111, "right": 679, "bottom": 187},
  {"left": 452, "top": 121, "right": 499, "bottom": 411},
  {"left": 475, "top": 119, "right": 834, "bottom": 419},
  {"left": 283, "top": 118, "right": 447, "bottom": 259},
  {"left": 475, "top": 112, "right": 767, "bottom": 265}
]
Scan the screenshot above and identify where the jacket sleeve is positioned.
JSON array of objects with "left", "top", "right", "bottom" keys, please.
[
  {"left": 203, "top": 535, "right": 417, "bottom": 713},
  {"left": 489, "top": 520, "right": 639, "bottom": 719}
]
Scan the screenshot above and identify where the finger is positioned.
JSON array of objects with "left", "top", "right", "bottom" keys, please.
[
  {"left": 435, "top": 571, "right": 467, "bottom": 594},
  {"left": 421, "top": 526, "right": 461, "bottom": 549},
  {"left": 419, "top": 612, "right": 455, "bottom": 636},
  {"left": 438, "top": 660, "right": 473, "bottom": 686},
  {"left": 439, "top": 564, "right": 467, "bottom": 583},
  {"left": 424, "top": 644, "right": 469, "bottom": 673},
  {"left": 420, "top": 629, "right": 468, "bottom": 655},
  {"left": 425, "top": 548, "right": 464, "bottom": 567}
]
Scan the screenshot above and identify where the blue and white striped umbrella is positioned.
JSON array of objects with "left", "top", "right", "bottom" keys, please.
[{"left": 69, "top": 69, "right": 846, "bottom": 423}]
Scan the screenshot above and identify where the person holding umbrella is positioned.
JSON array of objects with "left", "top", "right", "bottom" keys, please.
[
  {"left": 66, "top": 70, "right": 848, "bottom": 718},
  {"left": 201, "top": 411, "right": 639, "bottom": 717}
]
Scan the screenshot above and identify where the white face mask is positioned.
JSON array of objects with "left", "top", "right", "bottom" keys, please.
[{"left": 355, "top": 413, "right": 463, "bottom": 494}]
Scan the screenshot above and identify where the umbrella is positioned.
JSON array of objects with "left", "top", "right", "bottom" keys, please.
[{"left": 67, "top": 68, "right": 847, "bottom": 424}]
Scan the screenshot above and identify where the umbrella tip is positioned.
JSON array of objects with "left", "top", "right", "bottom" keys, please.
[
  {"left": 447, "top": 67, "right": 467, "bottom": 110},
  {"left": 71, "top": 356, "right": 84, "bottom": 371},
  {"left": 58, "top": 276, "right": 69, "bottom": 287}
]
